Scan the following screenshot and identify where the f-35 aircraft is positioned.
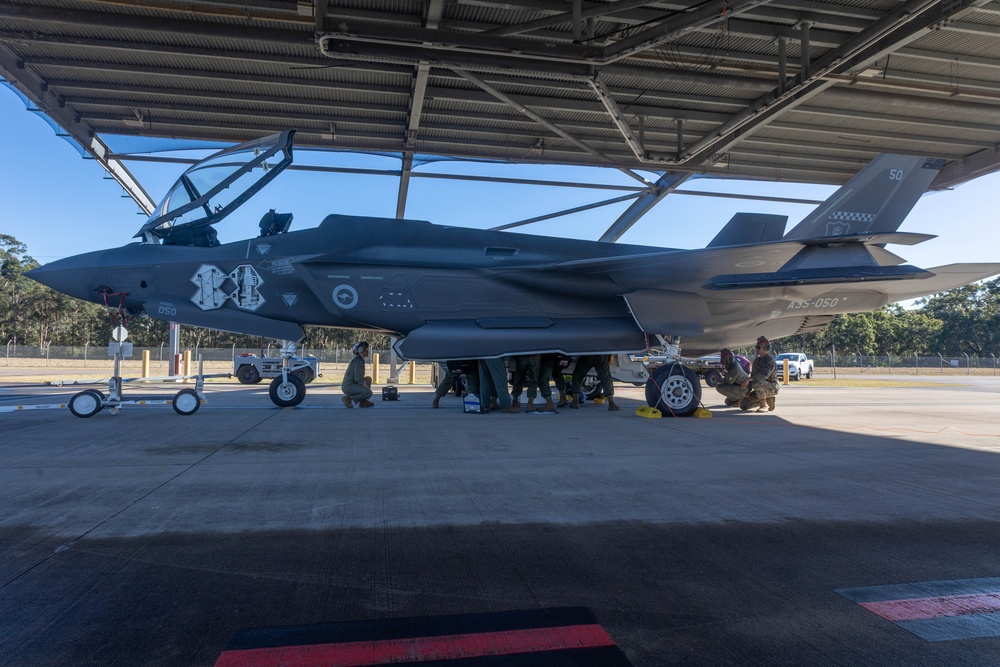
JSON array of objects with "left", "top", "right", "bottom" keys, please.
[{"left": 28, "top": 131, "right": 1000, "bottom": 415}]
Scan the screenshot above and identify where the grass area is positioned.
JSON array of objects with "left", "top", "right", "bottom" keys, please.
[{"left": 782, "top": 378, "right": 955, "bottom": 388}]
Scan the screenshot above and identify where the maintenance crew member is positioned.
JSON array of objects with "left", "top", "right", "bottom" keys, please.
[
  {"left": 536, "top": 353, "right": 565, "bottom": 412},
  {"left": 741, "top": 336, "right": 779, "bottom": 412},
  {"left": 479, "top": 357, "right": 519, "bottom": 413},
  {"left": 570, "top": 354, "right": 619, "bottom": 411},
  {"left": 342, "top": 341, "right": 374, "bottom": 408},
  {"left": 509, "top": 354, "right": 541, "bottom": 412},
  {"left": 432, "top": 362, "right": 459, "bottom": 408},
  {"left": 715, "top": 348, "right": 749, "bottom": 407}
]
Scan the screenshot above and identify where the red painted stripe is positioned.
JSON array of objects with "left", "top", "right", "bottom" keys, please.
[
  {"left": 860, "top": 592, "right": 1000, "bottom": 622},
  {"left": 214, "top": 623, "right": 615, "bottom": 667}
]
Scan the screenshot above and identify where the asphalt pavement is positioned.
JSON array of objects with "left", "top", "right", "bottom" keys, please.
[{"left": 3, "top": 377, "right": 1000, "bottom": 665}]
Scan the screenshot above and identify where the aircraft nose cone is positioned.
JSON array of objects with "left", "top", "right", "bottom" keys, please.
[{"left": 26, "top": 250, "right": 108, "bottom": 304}]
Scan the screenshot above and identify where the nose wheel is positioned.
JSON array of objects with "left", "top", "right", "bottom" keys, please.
[{"left": 269, "top": 373, "right": 306, "bottom": 407}]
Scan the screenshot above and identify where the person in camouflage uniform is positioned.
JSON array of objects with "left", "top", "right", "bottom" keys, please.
[
  {"left": 509, "top": 354, "right": 541, "bottom": 412},
  {"left": 740, "top": 336, "right": 779, "bottom": 412},
  {"left": 715, "top": 348, "right": 749, "bottom": 407}
]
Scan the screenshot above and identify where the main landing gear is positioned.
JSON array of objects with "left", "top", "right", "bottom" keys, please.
[{"left": 642, "top": 336, "right": 703, "bottom": 417}]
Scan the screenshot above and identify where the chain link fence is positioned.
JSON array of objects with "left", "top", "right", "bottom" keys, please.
[{"left": 6, "top": 343, "right": 999, "bottom": 376}]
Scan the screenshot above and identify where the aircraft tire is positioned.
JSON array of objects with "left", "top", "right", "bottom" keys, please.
[
  {"left": 581, "top": 374, "right": 603, "bottom": 400},
  {"left": 704, "top": 369, "right": 723, "bottom": 387},
  {"left": 236, "top": 365, "right": 261, "bottom": 384},
  {"left": 69, "top": 390, "right": 104, "bottom": 418},
  {"left": 269, "top": 374, "right": 306, "bottom": 407},
  {"left": 172, "top": 389, "right": 201, "bottom": 416},
  {"left": 645, "top": 364, "right": 702, "bottom": 417}
]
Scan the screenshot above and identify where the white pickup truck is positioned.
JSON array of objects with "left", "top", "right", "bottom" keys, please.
[{"left": 774, "top": 352, "right": 814, "bottom": 381}]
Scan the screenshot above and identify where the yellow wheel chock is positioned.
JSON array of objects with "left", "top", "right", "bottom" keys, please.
[{"left": 635, "top": 405, "right": 662, "bottom": 418}]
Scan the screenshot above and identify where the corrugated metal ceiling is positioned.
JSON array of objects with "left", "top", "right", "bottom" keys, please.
[{"left": 3, "top": 0, "right": 1000, "bottom": 200}]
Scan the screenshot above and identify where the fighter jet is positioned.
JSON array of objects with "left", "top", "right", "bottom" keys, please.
[{"left": 28, "top": 131, "right": 1000, "bottom": 415}]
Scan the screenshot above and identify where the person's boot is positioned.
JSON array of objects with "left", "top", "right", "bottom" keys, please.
[
  {"left": 724, "top": 398, "right": 737, "bottom": 407},
  {"left": 511, "top": 397, "right": 520, "bottom": 408},
  {"left": 342, "top": 395, "right": 353, "bottom": 409},
  {"left": 755, "top": 399, "right": 768, "bottom": 413},
  {"left": 766, "top": 396, "right": 776, "bottom": 411},
  {"left": 570, "top": 396, "right": 579, "bottom": 409},
  {"left": 489, "top": 399, "right": 500, "bottom": 411},
  {"left": 557, "top": 392, "right": 568, "bottom": 408},
  {"left": 607, "top": 397, "right": 620, "bottom": 411},
  {"left": 432, "top": 394, "right": 441, "bottom": 409},
  {"left": 526, "top": 399, "right": 536, "bottom": 413},
  {"left": 359, "top": 399, "right": 375, "bottom": 408},
  {"left": 543, "top": 398, "right": 556, "bottom": 412},
  {"left": 502, "top": 405, "right": 520, "bottom": 413}
]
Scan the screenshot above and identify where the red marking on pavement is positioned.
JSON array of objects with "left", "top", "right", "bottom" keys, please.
[
  {"left": 860, "top": 592, "right": 1000, "bottom": 622},
  {"left": 214, "top": 623, "right": 615, "bottom": 667}
]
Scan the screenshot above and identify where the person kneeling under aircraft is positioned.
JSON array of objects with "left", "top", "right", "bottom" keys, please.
[
  {"left": 740, "top": 336, "right": 779, "bottom": 412},
  {"left": 342, "top": 341, "right": 375, "bottom": 408},
  {"left": 716, "top": 348, "right": 750, "bottom": 407}
]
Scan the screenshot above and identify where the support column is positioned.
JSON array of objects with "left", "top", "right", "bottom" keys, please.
[{"left": 168, "top": 322, "right": 180, "bottom": 377}]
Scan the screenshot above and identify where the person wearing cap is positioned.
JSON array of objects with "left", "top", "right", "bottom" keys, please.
[
  {"left": 715, "top": 348, "right": 749, "bottom": 407},
  {"left": 740, "top": 336, "right": 779, "bottom": 412},
  {"left": 342, "top": 341, "right": 374, "bottom": 408}
]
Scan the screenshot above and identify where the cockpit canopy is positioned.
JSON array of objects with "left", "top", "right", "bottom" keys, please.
[{"left": 135, "top": 130, "right": 294, "bottom": 245}]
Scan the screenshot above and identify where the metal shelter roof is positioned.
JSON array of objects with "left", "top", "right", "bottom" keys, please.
[{"left": 3, "top": 0, "right": 1000, "bottom": 240}]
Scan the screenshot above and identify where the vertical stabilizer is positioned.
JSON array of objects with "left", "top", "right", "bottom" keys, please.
[
  {"left": 783, "top": 155, "right": 946, "bottom": 240},
  {"left": 707, "top": 213, "right": 787, "bottom": 247}
]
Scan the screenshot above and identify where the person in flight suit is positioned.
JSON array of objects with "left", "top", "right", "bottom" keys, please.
[
  {"left": 715, "top": 348, "right": 749, "bottom": 407},
  {"left": 740, "top": 336, "right": 779, "bottom": 412},
  {"left": 570, "top": 354, "right": 619, "bottom": 411},
  {"left": 341, "top": 341, "right": 374, "bottom": 408}
]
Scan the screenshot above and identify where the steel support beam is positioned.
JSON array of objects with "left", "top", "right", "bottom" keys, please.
[{"left": 599, "top": 171, "right": 690, "bottom": 243}]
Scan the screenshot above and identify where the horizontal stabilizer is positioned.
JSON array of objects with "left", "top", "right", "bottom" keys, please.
[
  {"left": 396, "top": 318, "right": 645, "bottom": 359},
  {"left": 706, "top": 265, "right": 930, "bottom": 290},
  {"left": 707, "top": 213, "right": 787, "bottom": 247},
  {"left": 793, "top": 232, "right": 936, "bottom": 246},
  {"left": 849, "top": 263, "right": 1000, "bottom": 300}
]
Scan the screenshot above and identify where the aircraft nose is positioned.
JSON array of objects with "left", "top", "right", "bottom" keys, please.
[{"left": 26, "top": 250, "right": 109, "bottom": 304}]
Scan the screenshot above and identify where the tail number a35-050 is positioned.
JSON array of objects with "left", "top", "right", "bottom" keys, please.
[{"left": 787, "top": 297, "right": 840, "bottom": 310}]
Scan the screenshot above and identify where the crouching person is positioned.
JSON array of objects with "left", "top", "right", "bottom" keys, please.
[
  {"left": 342, "top": 341, "right": 374, "bottom": 408},
  {"left": 715, "top": 348, "right": 749, "bottom": 407},
  {"left": 740, "top": 336, "right": 779, "bottom": 412}
]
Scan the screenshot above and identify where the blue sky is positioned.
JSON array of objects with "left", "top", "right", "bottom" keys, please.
[{"left": 2, "top": 84, "right": 997, "bottom": 273}]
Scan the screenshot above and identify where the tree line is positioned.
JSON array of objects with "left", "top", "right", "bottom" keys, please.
[{"left": 3, "top": 234, "right": 998, "bottom": 357}]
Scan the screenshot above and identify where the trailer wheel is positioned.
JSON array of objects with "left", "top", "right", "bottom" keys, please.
[
  {"left": 704, "top": 369, "right": 723, "bottom": 387},
  {"left": 69, "top": 390, "right": 104, "bottom": 418},
  {"left": 172, "top": 389, "right": 201, "bottom": 415},
  {"left": 236, "top": 364, "right": 261, "bottom": 384},
  {"left": 645, "top": 364, "right": 702, "bottom": 417},
  {"left": 292, "top": 368, "right": 315, "bottom": 384},
  {"left": 269, "top": 374, "right": 306, "bottom": 407}
]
